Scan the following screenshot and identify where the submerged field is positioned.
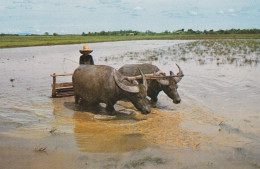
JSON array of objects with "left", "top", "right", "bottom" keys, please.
[
  {"left": 0, "top": 34, "right": 259, "bottom": 48},
  {"left": 104, "top": 39, "right": 260, "bottom": 66},
  {"left": 0, "top": 40, "right": 260, "bottom": 169}
]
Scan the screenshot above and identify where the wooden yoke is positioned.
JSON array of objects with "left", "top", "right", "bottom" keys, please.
[{"left": 123, "top": 71, "right": 183, "bottom": 81}]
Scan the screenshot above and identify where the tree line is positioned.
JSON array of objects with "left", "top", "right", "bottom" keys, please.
[
  {"left": 82, "top": 29, "right": 260, "bottom": 36},
  {"left": 1, "top": 28, "right": 259, "bottom": 36}
]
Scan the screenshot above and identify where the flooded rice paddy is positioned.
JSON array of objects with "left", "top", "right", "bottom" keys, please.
[{"left": 0, "top": 40, "right": 260, "bottom": 169}]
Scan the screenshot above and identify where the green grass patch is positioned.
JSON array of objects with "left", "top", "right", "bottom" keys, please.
[{"left": 0, "top": 34, "right": 259, "bottom": 48}]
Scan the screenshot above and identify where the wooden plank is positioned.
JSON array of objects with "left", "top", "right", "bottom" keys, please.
[
  {"left": 56, "top": 88, "right": 73, "bottom": 92},
  {"left": 51, "top": 73, "right": 73, "bottom": 77},
  {"left": 52, "top": 82, "right": 73, "bottom": 88},
  {"left": 56, "top": 86, "right": 73, "bottom": 90},
  {"left": 51, "top": 74, "right": 56, "bottom": 98},
  {"left": 56, "top": 91, "right": 74, "bottom": 97}
]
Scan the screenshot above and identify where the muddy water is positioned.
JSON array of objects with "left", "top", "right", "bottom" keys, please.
[{"left": 0, "top": 40, "right": 260, "bottom": 169}]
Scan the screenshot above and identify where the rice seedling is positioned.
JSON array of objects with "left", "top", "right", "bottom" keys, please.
[
  {"left": 34, "top": 146, "right": 47, "bottom": 152},
  {"left": 198, "top": 58, "right": 206, "bottom": 65},
  {"left": 49, "top": 127, "right": 57, "bottom": 134},
  {"left": 101, "top": 39, "right": 259, "bottom": 66},
  {"left": 180, "top": 57, "right": 187, "bottom": 62}
]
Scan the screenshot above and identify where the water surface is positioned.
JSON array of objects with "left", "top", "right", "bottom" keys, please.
[{"left": 0, "top": 40, "right": 259, "bottom": 169}]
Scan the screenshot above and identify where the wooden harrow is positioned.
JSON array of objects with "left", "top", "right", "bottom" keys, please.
[{"left": 51, "top": 73, "right": 73, "bottom": 98}]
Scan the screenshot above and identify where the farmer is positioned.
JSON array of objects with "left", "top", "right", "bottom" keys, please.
[{"left": 79, "top": 45, "right": 94, "bottom": 65}]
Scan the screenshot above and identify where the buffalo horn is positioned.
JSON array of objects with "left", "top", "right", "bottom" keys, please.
[
  {"left": 138, "top": 68, "right": 148, "bottom": 91},
  {"left": 174, "top": 64, "right": 184, "bottom": 83},
  {"left": 113, "top": 69, "right": 139, "bottom": 93}
]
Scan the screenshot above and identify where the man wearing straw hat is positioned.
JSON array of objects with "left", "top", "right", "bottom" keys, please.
[{"left": 79, "top": 45, "right": 94, "bottom": 65}]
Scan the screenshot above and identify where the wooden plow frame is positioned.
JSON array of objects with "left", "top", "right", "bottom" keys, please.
[
  {"left": 51, "top": 71, "right": 183, "bottom": 98},
  {"left": 51, "top": 73, "right": 73, "bottom": 98}
]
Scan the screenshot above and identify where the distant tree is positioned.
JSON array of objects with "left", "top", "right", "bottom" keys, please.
[
  {"left": 100, "top": 31, "right": 106, "bottom": 36},
  {"left": 216, "top": 29, "right": 225, "bottom": 34},
  {"left": 195, "top": 30, "right": 201, "bottom": 34},
  {"left": 175, "top": 29, "right": 185, "bottom": 34},
  {"left": 145, "top": 30, "right": 155, "bottom": 35},
  {"left": 69, "top": 29, "right": 260, "bottom": 37},
  {"left": 187, "top": 29, "right": 195, "bottom": 34},
  {"left": 44, "top": 32, "right": 49, "bottom": 36},
  {"left": 209, "top": 29, "right": 214, "bottom": 34},
  {"left": 53, "top": 33, "right": 58, "bottom": 36},
  {"left": 163, "top": 30, "right": 170, "bottom": 34}
]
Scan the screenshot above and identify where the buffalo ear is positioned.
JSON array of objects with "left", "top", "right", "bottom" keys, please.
[
  {"left": 156, "top": 72, "right": 169, "bottom": 86},
  {"left": 156, "top": 79, "right": 169, "bottom": 86},
  {"left": 113, "top": 69, "right": 139, "bottom": 93},
  {"left": 169, "top": 71, "right": 176, "bottom": 83}
]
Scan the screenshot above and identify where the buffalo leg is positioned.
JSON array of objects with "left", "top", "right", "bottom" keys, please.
[
  {"left": 75, "top": 95, "right": 80, "bottom": 104},
  {"left": 148, "top": 89, "right": 159, "bottom": 103},
  {"left": 150, "top": 95, "right": 158, "bottom": 103},
  {"left": 106, "top": 103, "right": 116, "bottom": 115},
  {"left": 148, "top": 96, "right": 157, "bottom": 107}
]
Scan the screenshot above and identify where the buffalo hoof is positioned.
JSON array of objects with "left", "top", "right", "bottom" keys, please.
[
  {"left": 79, "top": 99, "right": 88, "bottom": 105},
  {"left": 106, "top": 106, "right": 116, "bottom": 116}
]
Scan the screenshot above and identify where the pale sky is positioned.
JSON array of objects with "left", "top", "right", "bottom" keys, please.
[{"left": 0, "top": 0, "right": 259, "bottom": 34}]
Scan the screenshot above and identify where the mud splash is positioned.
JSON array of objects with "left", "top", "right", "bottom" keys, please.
[{"left": 51, "top": 97, "right": 210, "bottom": 153}]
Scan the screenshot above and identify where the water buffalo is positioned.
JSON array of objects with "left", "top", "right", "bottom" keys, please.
[
  {"left": 118, "top": 63, "right": 183, "bottom": 104},
  {"left": 72, "top": 65, "right": 151, "bottom": 115}
]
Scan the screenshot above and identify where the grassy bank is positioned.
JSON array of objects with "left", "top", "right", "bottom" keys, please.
[{"left": 1, "top": 34, "right": 260, "bottom": 48}]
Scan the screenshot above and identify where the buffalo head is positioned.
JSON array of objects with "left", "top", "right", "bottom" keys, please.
[
  {"left": 113, "top": 68, "right": 151, "bottom": 114},
  {"left": 156, "top": 64, "right": 184, "bottom": 104}
]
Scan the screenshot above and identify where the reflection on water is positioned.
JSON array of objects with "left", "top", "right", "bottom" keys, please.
[
  {"left": 0, "top": 40, "right": 260, "bottom": 168},
  {"left": 74, "top": 119, "right": 148, "bottom": 153}
]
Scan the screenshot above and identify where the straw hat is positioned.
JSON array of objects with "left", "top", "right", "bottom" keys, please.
[{"left": 80, "top": 45, "right": 93, "bottom": 53}]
